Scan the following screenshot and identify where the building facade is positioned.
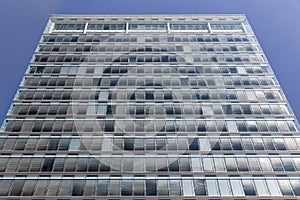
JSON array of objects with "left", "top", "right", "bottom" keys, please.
[{"left": 0, "top": 14, "right": 300, "bottom": 199}]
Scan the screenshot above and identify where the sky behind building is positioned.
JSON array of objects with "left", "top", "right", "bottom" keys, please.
[{"left": 0, "top": 0, "right": 300, "bottom": 124}]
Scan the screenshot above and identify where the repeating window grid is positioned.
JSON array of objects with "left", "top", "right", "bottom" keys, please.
[
  {"left": 3, "top": 135, "right": 300, "bottom": 152},
  {"left": 42, "top": 34, "right": 255, "bottom": 43},
  {"left": 1, "top": 155, "right": 300, "bottom": 173},
  {"left": 16, "top": 89, "right": 283, "bottom": 102},
  {"left": 38, "top": 44, "right": 259, "bottom": 53},
  {"left": 28, "top": 65, "right": 271, "bottom": 75},
  {"left": 1, "top": 177, "right": 300, "bottom": 197},
  {"left": 33, "top": 53, "right": 266, "bottom": 64},
  {"left": 10, "top": 103, "right": 291, "bottom": 117},
  {"left": 4, "top": 119, "right": 297, "bottom": 133}
]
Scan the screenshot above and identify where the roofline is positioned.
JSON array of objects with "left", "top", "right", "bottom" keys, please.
[{"left": 50, "top": 14, "right": 246, "bottom": 19}]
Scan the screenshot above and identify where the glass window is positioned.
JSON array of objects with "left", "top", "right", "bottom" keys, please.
[
  {"left": 84, "top": 180, "right": 96, "bottom": 196},
  {"left": 281, "top": 158, "right": 296, "bottom": 171},
  {"left": 69, "top": 138, "right": 81, "bottom": 151},
  {"left": 270, "top": 158, "right": 284, "bottom": 171},
  {"left": 194, "top": 179, "right": 206, "bottom": 195},
  {"left": 254, "top": 179, "right": 269, "bottom": 196},
  {"left": 206, "top": 180, "right": 220, "bottom": 196},
  {"left": 225, "top": 157, "right": 237, "bottom": 171},
  {"left": 218, "top": 179, "right": 232, "bottom": 196},
  {"left": 290, "top": 180, "right": 300, "bottom": 195},
  {"left": 236, "top": 157, "right": 249, "bottom": 171},
  {"left": 146, "top": 180, "right": 157, "bottom": 196},
  {"left": 259, "top": 158, "right": 273, "bottom": 171},
  {"left": 230, "top": 179, "right": 244, "bottom": 196},
  {"left": 191, "top": 157, "right": 202, "bottom": 172},
  {"left": 203, "top": 157, "right": 214, "bottom": 172},
  {"left": 121, "top": 180, "right": 132, "bottom": 196},
  {"left": 231, "top": 138, "right": 243, "bottom": 150},
  {"left": 46, "top": 180, "right": 60, "bottom": 196},
  {"left": 242, "top": 180, "right": 256, "bottom": 196},
  {"left": 0, "top": 180, "right": 13, "bottom": 196},
  {"left": 182, "top": 180, "right": 195, "bottom": 196},
  {"left": 277, "top": 179, "right": 294, "bottom": 196},
  {"left": 34, "top": 180, "right": 49, "bottom": 196},
  {"left": 134, "top": 180, "right": 145, "bottom": 196},
  {"left": 266, "top": 179, "right": 282, "bottom": 196}
]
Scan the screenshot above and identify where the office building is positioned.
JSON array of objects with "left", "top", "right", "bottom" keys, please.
[{"left": 0, "top": 14, "right": 300, "bottom": 199}]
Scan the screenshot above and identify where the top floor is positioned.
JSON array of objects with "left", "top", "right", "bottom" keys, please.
[{"left": 45, "top": 14, "right": 253, "bottom": 34}]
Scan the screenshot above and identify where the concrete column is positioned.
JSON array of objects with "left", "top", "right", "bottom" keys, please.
[
  {"left": 167, "top": 22, "right": 170, "bottom": 33},
  {"left": 241, "top": 22, "right": 247, "bottom": 33},
  {"left": 207, "top": 22, "right": 212, "bottom": 33},
  {"left": 49, "top": 22, "right": 55, "bottom": 33},
  {"left": 83, "top": 22, "right": 88, "bottom": 33},
  {"left": 126, "top": 22, "right": 129, "bottom": 33}
]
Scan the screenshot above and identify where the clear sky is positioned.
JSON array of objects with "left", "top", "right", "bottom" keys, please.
[{"left": 0, "top": 0, "right": 300, "bottom": 125}]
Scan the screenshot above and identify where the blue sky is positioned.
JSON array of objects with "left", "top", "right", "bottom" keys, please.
[{"left": 0, "top": 0, "right": 300, "bottom": 124}]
